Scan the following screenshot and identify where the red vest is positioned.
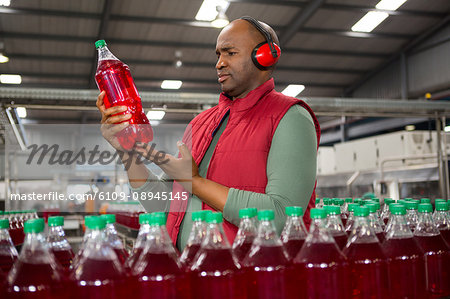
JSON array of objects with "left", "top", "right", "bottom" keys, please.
[{"left": 166, "top": 79, "right": 320, "bottom": 244}]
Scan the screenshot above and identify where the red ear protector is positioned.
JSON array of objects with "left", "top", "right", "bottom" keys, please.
[{"left": 240, "top": 16, "right": 281, "bottom": 70}]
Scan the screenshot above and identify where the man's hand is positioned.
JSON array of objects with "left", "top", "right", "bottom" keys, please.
[{"left": 96, "top": 91, "right": 131, "bottom": 151}]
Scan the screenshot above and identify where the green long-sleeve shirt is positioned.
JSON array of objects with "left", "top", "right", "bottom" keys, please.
[{"left": 131, "top": 104, "right": 317, "bottom": 251}]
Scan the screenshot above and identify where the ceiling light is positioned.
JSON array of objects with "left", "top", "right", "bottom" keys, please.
[
  {"left": 211, "top": 11, "right": 229, "bottom": 28},
  {"left": 0, "top": 74, "right": 22, "bottom": 84},
  {"left": 195, "top": 0, "right": 229, "bottom": 21},
  {"left": 174, "top": 60, "right": 183, "bottom": 68},
  {"left": 281, "top": 84, "right": 305, "bottom": 97},
  {"left": 0, "top": 0, "right": 11, "bottom": 6},
  {"left": 16, "top": 107, "right": 27, "bottom": 118},
  {"left": 351, "top": 11, "right": 389, "bottom": 33},
  {"left": 161, "top": 80, "right": 182, "bottom": 89},
  {"left": 376, "top": 0, "right": 408, "bottom": 11},
  {"left": 445, "top": 126, "right": 450, "bottom": 133},
  {"left": 0, "top": 53, "right": 9, "bottom": 63},
  {"left": 405, "top": 125, "right": 415, "bottom": 131},
  {"left": 146, "top": 110, "right": 166, "bottom": 120}
]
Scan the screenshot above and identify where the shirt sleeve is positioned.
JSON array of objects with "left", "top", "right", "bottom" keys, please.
[
  {"left": 128, "top": 170, "right": 172, "bottom": 212},
  {"left": 223, "top": 104, "right": 317, "bottom": 234}
]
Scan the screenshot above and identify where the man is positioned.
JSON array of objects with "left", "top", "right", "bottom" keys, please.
[{"left": 97, "top": 17, "right": 320, "bottom": 250}]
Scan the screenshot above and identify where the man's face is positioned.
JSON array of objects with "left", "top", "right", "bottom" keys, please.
[{"left": 215, "top": 21, "right": 265, "bottom": 99}]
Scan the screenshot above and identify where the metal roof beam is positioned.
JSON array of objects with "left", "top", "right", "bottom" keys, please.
[{"left": 301, "top": 28, "right": 414, "bottom": 39}]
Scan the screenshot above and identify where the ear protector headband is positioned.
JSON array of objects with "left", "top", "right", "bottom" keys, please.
[{"left": 240, "top": 16, "right": 281, "bottom": 70}]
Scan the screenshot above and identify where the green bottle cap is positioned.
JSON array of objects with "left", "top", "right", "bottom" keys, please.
[
  {"left": 420, "top": 198, "right": 431, "bottom": 204},
  {"left": 310, "top": 208, "right": 326, "bottom": 219},
  {"left": 258, "top": 210, "right": 274, "bottom": 221},
  {"left": 327, "top": 205, "right": 341, "bottom": 215},
  {"left": 366, "top": 203, "right": 378, "bottom": 214},
  {"left": 372, "top": 202, "right": 381, "bottom": 211},
  {"left": 100, "top": 214, "right": 116, "bottom": 224},
  {"left": 398, "top": 200, "right": 407, "bottom": 206},
  {"left": 86, "top": 216, "right": 106, "bottom": 230},
  {"left": 354, "top": 206, "right": 369, "bottom": 217},
  {"left": 239, "top": 208, "right": 257, "bottom": 219},
  {"left": 0, "top": 219, "right": 9, "bottom": 229},
  {"left": 331, "top": 198, "right": 340, "bottom": 205},
  {"left": 24, "top": 218, "right": 45, "bottom": 234},
  {"left": 435, "top": 201, "right": 448, "bottom": 211},
  {"left": 206, "top": 212, "right": 223, "bottom": 224},
  {"left": 48, "top": 216, "right": 64, "bottom": 227},
  {"left": 150, "top": 212, "right": 166, "bottom": 226},
  {"left": 84, "top": 215, "right": 96, "bottom": 228},
  {"left": 0, "top": 211, "right": 3, "bottom": 216},
  {"left": 335, "top": 199, "right": 344, "bottom": 206},
  {"left": 371, "top": 198, "right": 380, "bottom": 203},
  {"left": 323, "top": 205, "right": 332, "bottom": 215},
  {"left": 435, "top": 199, "right": 446, "bottom": 203},
  {"left": 139, "top": 213, "right": 152, "bottom": 224},
  {"left": 286, "top": 206, "right": 303, "bottom": 217},
  {"left": 345, "top": 198, "right": 353, "bottom": 203},
  {"left": 404, "top": 198, "right": 414, "bottom": 202},
  {"left": 95, "top": 39, "right": 106, "bottom": 49},
  {"left": 192, "top": 210, "right": 208, "bottom": 222},
  {"left": 348, "top": 203, "right": 359, "bottom": 212},
  {"left": 390, "top": 204, "right": 406, "bottom": 215},
  {"left": 315, "top": 198, "right": 320, "bottom": 204},
  {"left": 384, "top": 198, "right": 394, "bottom": 205},
  {"left": 418, "top": 203, "right": 432, "bottom": 213},
  {"left": 323, "top": 198, "right": 330, "bottom": 205},
  {"left": 405, "top": 201, "right": 418, "bottom": 210}
]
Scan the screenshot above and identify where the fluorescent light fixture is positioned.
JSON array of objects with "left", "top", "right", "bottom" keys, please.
[
  {"left": 445, "top": 126, "right": 450, "bottom": 133},
  {"left": 405, "top": 125, "right": 415, "bottom": 131},
  {"left": 161, "top": 80, "right": 182, "bottom": 89},
  {"left": 0, "top": 0, "right": 11, "bottom": 6},
  {"left": 16, "top": 107, "right": 27, "bottom": 118},
  {"left": 281, "top": 84, "right": 305, "bottom": 97},
  {"left": 376, "top": 0, "right": 408, "bottom": 11},
  {"left": 146, "top": 110, "right": 166, "bottom": 120},
  {"left": 351, "top": 11, "right": 389, "bottom": 33},
  {"left": 195, "top": 0, "right": 229, "bottom": 21},
  {"left": 0, "top": 74, "right": 22, "bottom": 84},
  {"left": 211, "top": 11, "right": 229, "bottom": 28},
  {"left": 0, "top": 53, "right": 9, "bottom": 63}
]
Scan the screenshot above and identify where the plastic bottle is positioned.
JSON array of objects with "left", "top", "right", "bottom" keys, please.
[
  {"left": 405, "top": 201, "right": 419, "bottom": 232},
  {"left": 70, "top": 216, "right": 127, "bottom": 298},
  {"left": 243, "top": 210, "right": 292, "bottom": 299},
  {"left": 385, "top": 203, "right": 405, "bottom": 234},
  {"left": 94, "top": 39, "right": 153, "bottom": 151},
  {"left": 341, "top": 198, "right": 352, "bottom": 226},
  {"left": 0, "top": 218, "right": 18, "bottom": 274},
  {"left": 414, "top": 203, "right": 450, "bottom": 298},
  {"left": 281, "top": 206, "right": 307, "bottom": 261},
  {"left": 345, "top": 203, "right": 359, "bottom": 234},
  {"left": 325, "top": 205, "right": 348, "bottom": 249},
  {"left": 71, "top": 215, "right": 95, "bottom": 269},
  {"left": 434, "top": 201, "right": 450, "bottom": 246},
  {"left": 293, "top": 208, "right": 349, "bottom": 299},
  {"left": 343, "top": 206, "right": 389, "bottom": 298},
  {"left": 179, "top": 210, "right": 209, "bottom": 269},
  {"left": 101, "top": 214, "right": 129, "bottom": 265},
  {"left": 380, "top": 198, "right": 393, "bottom": 225},
  {"left": 47, "top": 216, "right": 74, "bottom": 272},
  {"left": 433, "top": 199, "right": 447, "bottom": 221},
  {"left": 133, "top": 212, "right": 189, "bottom": 298},
  {"left": 126, "top": 213, "right": 152, "bottom": 270},
  {"left": 366, "top": 203, "right": 385, "bottom": 243},
  {"left": 232, "top": 208, "right": 258, "bottom": 263},
  {"left": 6, "top": 218, "right": 67, "bottom": 298},
  {"left": 190, "top": 212, "right": 245, "bottom": 299}
]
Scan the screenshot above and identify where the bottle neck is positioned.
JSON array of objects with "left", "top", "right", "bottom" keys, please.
[
  {"left": 325, "top": 214, "right": 345, "bottom": 234},
  {"left": 97, "top": 45, "right": 119, "bottom": 62},
  {"left": 254, "top": 220, "right": 282, "bottom": 247},
  {"left": 385, "top": 214, "right": 413, "bottom": 239},
  {"left": 135, "top": 223, "right": 151, "bottom": 248},
  {"left": 186, "top": 220, "right": 206, "bottom": 246},
  {"left": 433, "top": 211, "right": 450, "bottom": 228},
  {"left": 307, "top": 218, "right": 335, "bottom": 244},
  {"left": 367, "top": 213, "right": 383, "bottom": 233},
  {"left": 233, "top": 217, "right": 257, "bottom": 246},
  {"left": 21, "top": 232, "right": 55, "bottom": 264},
  {"left": 202, "top": 222, "right": 230, "bottom": 249},
  {"left": 414, "top": 212, "right": 440, "bottom": 236},
  {"left": 143, "top": 225, "right": 177, "bottom": 254},
  {"left": 47, "top": 225, "right": 71, "bottom": 250},
  {"left": 348, "top": 216, "right": 379, "bottom": 244},
  {"left": 282, "top": 215, "right": 308, "bottom": 242}
]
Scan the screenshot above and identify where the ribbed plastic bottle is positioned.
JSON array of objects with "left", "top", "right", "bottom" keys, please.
[
  {"left": 433, "top": 199, "right": 447, "bottom": 220},
  {"left": 341, "top": 198, "right": 352, "bottom": 226},
  {"left": 133, "top": 212, "right": 189, "bottom": 298},
  {"left": 434, "top": 201, "right": 450, "bottom": 246},
  {"left": 242, "top": 210, "right": 291, "bottom": 299},
  {"left": 381, "top": 204, "right": 426, "bottom": 298},
  {"left": 366, "top": 203, "right": 385, "bottom": 243},
  {"left": 343, "top": 206, "right": 389, "bottom": 298},
  {"left": 414, "top": 203, "right": 450, "bottom": 298},
  {"left": 345, "top": 203, "right": 359, "bottom": 234},
  {"left": 325, "top": 205, "right": 348, "bottom": 250},
  {"left": 232, "top": 208, "right": 258, "bottom": 263},
  {"left": 70, "top": 216, "right": 127, "bottom": 298},
  {"left": 71, "top": 215, "right": 95, "bottom": 269},
  {"left": 190, "top": 212, "right": 245, "bottom": 299},
  {"left": 293, "top": 208, "right": 349, "bottom": 299},
  {"left": 126, "top": 213, "right": 152, "bottom": 270},
  {"left": 179, "top": 211, "right": 209, "bottom": 269},
  {"left": 0, "top": 219, "right": 18, "bottom": 274},
  {"left": 47, "top": 216, "right": 74, "bottom": 272},
  {"left": 385, "top": 203, "right": 404, "bottom": 234},
  {"left": 94, "top": 39, "right": 153, "bottom": 151},
  {"left": 101, "top": 214, "right": 129, "bottom": 265},
  {"left": 405, "top": 201, "right": 419, "bottom": 232},
  {"left": 281, "top": 206, "right": 307, "bottom": 261},
  {"left": 380, "top": 198, "right": 394, "bottom": 225},
  {"left": 6, "top": 218, "right": 67, "bottom": 298}
]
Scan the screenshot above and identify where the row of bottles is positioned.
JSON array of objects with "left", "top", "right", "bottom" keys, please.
[{"left": 0, "top": 210, "right": 38, "bottom": 246}]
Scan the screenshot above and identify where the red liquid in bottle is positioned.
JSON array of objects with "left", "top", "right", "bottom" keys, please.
[
  {"left": 0, "top": 244, "right": 17, "bottom": 274},
  {"left": 440, "top": 228, "right": 450, "bottom": 246},
  {"left": 415, "top": 235, "right": 450, "bottom": 298},
  {"left": 332, "top": 233, "right": 348, "bottom": 250},
  {"left": 294, "top": 243, "right": 349, "bottom": 299},
  {"left": 243, "top": 245, "right": 291, "bottom": 299},
  {"left": 341, "top": 216, "right": 347, "bottom": 227},
  {"left": 135, "top": 252, "right": 190, "bottom": 298},
  {"left": 95, "top": 59, "right": 153, "bottom": 151},
  {"left": 127, "top": 247, "right": 144, "bottom": 270},
  {"left": 51, "top": 248, "right": 74, "bottom": 270},
  {"left": 180, "top": 244, "right": 201, "bottom": 269},
  {"left": 232, "top": 241, "right": 253, "bottom": 263},
  {"left": 7, "top": 260, "right": 67, "bottom": 298},
  {"left": 71, "top": 258, "right": 127, "bottom": 299},
  {"left": 343, "top": 242, "right": 389, "bottom": 299},
  {"left": 283, "top": 239, "right": 305, "bottom": 261},
  {"left": 113, "top": 247, "right": 129, "bottom": 265},
  {"left": 376, "top": 231, "right": 385, "bottom": 244},
  {"left": 382, "top": 237, "right": 427, "bottom": 298},
  {"left": 190, "top": 248, "right": 245, "bottom": 299}
]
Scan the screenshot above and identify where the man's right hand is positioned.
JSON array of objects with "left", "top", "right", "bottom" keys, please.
[{"left": 96, "top": 91, "right": 131, "bottom": 151}]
